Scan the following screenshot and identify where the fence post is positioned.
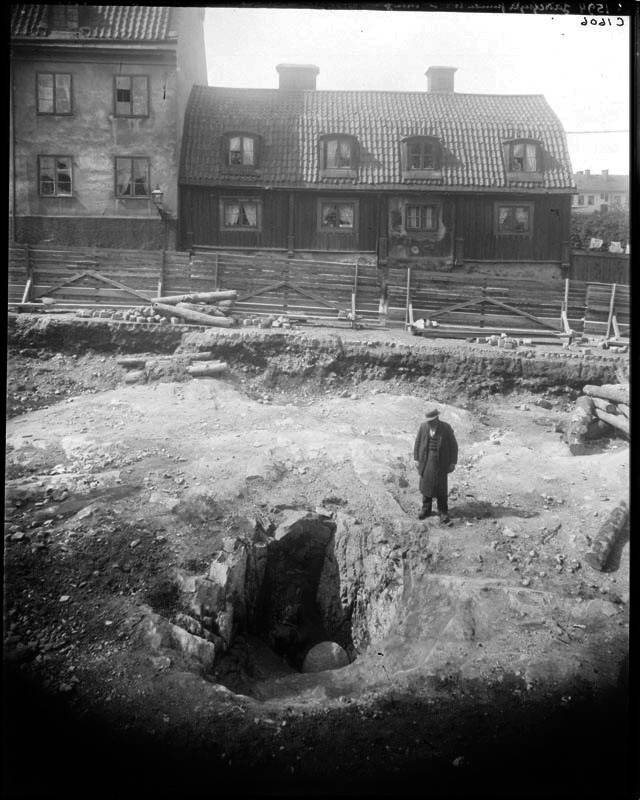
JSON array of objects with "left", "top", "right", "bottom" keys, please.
[
  {"left": 404, "top": 266, "right": 411, "bottom": 329},
  {"left": 158, "top": 249, "right": 165, "bottom": 298},
  {"left": 605, "top": 283, "right": 617, "bottom": 340}
]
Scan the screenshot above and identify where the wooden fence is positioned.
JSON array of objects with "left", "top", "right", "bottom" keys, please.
[
  {"left": 7, "top": 244, "right": 630, "bottom": 339},
  {"left": 191, "top": 249, "right": 381, "bottom": 324},
  {"left": 570, "top": 251, "right": 629, "bottom": 284}
]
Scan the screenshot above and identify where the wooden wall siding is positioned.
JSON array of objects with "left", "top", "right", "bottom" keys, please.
[
  {"left": 570, "top": 252, "right": 629, "bottom": 285},
  {"left": 385, "top": 268, "right": 588, "bottom": 332},
  {"left": 181, "top": 188, "right": 292, "bottom": 249},
  {"left": 455, "top": 195, "right": 570, "bottom": 262}
]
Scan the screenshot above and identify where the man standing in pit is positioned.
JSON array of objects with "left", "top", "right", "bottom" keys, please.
[{"left": 414, "top": 408, "right": 458, "bottom": 524}]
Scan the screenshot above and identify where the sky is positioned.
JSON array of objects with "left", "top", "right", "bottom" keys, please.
[{"left": 203, "top": 6, "right": 631, "bottom": 175}]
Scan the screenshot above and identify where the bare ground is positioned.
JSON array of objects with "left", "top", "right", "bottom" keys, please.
[{"left": 3, "top": 318, "right": 632, "bottom": 798}]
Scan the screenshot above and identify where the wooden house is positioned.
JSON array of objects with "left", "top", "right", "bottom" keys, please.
[
  {"left": 10, "top": 4, "right": 207, "bottom": 249},
  {"left": 179, "top": 64, "right": 576, "bottom": 280}
]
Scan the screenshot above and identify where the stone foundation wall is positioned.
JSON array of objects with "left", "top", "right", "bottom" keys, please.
[{"left": 14, "top": 216, "right": 176, "bottom": 251}]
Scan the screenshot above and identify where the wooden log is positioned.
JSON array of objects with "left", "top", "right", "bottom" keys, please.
[
  {"left": 591, "top": 397, "right": 618, "bottom": 415},
  {"left": 186, "top": 361, "right": 228, "bottom": 377},
  {"left": 123, "top": 370, "right": 146, "bottom": 384},
  {"left": 594, "top": 408, "right": 630, "bottom": 437},
  {"left": 116, "top": 357, "right": 147, "bottom": 369},
  {"left": 176, "top": 301, "right": 226, "bottom": 317},
  {"left": 153, "top": 291, "right": 237, "bottom": 305},
  {"left": 567, "top": 395, "right": 596, "bottom": 454},
  {"left": 618, "top": 403, "right": 630, "bottom": 418},
  {"left": 583, "top": 384, "right": 629, "bottom": 405},
  {"left": 153, "top": 302, "right": 236, "bottom": 328},
  {"left": 584, "top": 419, "right": 613, "bottom": 440},
  {"left": 584, "top": 500, "right": 629, "bottom": 571}
]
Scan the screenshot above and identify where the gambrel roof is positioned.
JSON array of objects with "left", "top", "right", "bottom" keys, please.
[
  {"left": 180, "top": 86, "right": 575, "bottom": 193},
  {"left": 10, "top": 5, "right": 174, "bottom": 41}
]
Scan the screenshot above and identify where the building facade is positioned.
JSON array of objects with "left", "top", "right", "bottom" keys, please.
[
  {"left": 10, "top": 4, "right": 207, "bottom": 249},
  {"left": 179, "top": 64, "right": 575, "bottom": 279},
  {"left": 572, "top": 170, "right": 629, "bottom": 214}
]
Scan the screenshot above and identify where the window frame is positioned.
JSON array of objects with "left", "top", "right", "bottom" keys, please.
[
  {"left": 38, "top": 155, "right": 73, "bottom": 197},
  {"left": 219, "top": 198, "right": 262, "bottom": 231},
  {"left": 318, "top": 135, "right": 359, "bottom": 178},
  {"left": 317, "top": 198, "right": 358, "bottom": 233},
  {"left": 400, "top": 136, "right": 442, "bottom": 179},
  {"left": 494, "top": 202, "right": 534, "bottom": 237},
  {"left": 36, "top": 72, "right": 73, "bottom": 116},
  {"left": 223, "top": 133, "right": 260, "bottom": 169},
  {"left": 114, "top": 157, "right": 151, "bottom": 199},
  {"left": 577, "top": 195, "right": 585, "bottom": 205},
  {"left": 404, "top": 202, "right": 439, "bottom": 232},
  {"left": 503, "top": 139, "right": 543, "bottom": 182},
  {"left": 113, "top": 75, "right": 149, "bottom": 118}
]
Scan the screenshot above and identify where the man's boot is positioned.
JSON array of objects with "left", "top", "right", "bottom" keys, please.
[{"left": 418, "top": 499, "right": 432, "bottom": 520}]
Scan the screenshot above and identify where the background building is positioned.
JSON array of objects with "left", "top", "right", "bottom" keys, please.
[
  {"left": 572, "top": 170, "right": 629, "bottom": 215},
  {"left": 179, "top": 64, "right": 575, "bottom": 279},
  {"left": 10, "top": 4, "right": 207, "bottom": 249}
]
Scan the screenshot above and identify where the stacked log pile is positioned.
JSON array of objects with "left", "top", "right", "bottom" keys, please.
[
  {"left": 73, "top": 291, "right": 239, "bottom": 327},
  {"left": 117, "top": 351, "right": 228, "bottom": 384},
  {"left": 566, "top": 383, "right": 630, "bottom": 454},
  {"left": 152, "top": 291, "right": 238, "bottom": 328}
]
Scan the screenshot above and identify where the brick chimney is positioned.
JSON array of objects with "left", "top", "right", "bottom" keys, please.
[
  {"left": 602, "top": 169, "right": 609, "bottom": 178},
  {"left": 276, "top": 64, "right": 319, "bottom": 91},
  {"left": 426, "top": 66, "right": 457, "bottom": 93},
  {"left": 584, "top": 169, "right": 590, "bottom": 176}
]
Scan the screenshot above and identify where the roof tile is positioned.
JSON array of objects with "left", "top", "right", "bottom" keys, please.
[
  {"left": 11, "top": 5, "right": 173, "bottom": 41},
  {"left": 181, "top": 86, "right": 575, "bottom": 192}
]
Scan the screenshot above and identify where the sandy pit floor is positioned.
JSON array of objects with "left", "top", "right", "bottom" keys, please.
[{"left": 3, "top": 333, "right": 631, "bottom": 798}]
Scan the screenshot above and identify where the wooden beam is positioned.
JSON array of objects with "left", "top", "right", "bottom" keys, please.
[
  {"left": 34, "top": 270, "right": 152, "bottom": 303},
  {"left": 21, "top": 277, "right": 33, "bottom": 305},
  {"left": 612, "top": 314, "right": 621, "bottom": 338}
]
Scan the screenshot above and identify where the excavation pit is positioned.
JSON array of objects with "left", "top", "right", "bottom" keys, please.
[{"left": 4, "top": 325, "right": 630, "bottom": 794}]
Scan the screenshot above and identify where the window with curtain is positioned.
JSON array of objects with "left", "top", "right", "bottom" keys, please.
[
  {"left": 326, "top": 138, "right": 352, "bottom": 168},
  {"left": 405, "top": 204, "right": 438, "bottom": 231},
  {"left": 222, "top": 200, "right": 259, "bottom": 228},
  {"left": 321, "top": 137, "right": 357, "bottom": 170},
  {"left": 37, "top": 73, "right": 72, "bottom": 114},
  {"left": 114, "top": 75, "right": 149, "bottom": 117},
  {"left": 227, "top": 135, "right": 257, "bottom": 166},
  {"left": 38, "top": 156, "right": 73, "bottom": 196},
  {"left": 320, "top": 202, "right": 355, "bottom": 229},
  {"left": 496, "top": 204, "right": 532, "bottom": 234},
  {"left": 406, "top": 139, "right": 439, "bottom": 170},
  {"left": 504, "top": 140, "right": 541, "bottom": 174},
  {"left": 115, "top": 157, "right": 150, "bottom": 197}
]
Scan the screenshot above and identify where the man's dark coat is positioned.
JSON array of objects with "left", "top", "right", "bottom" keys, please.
[{"left": 414, "top": 419, "right": 459, "bottom": 498}]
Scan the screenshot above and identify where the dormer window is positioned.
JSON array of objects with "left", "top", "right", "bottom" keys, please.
[
  {"left": 319, "top": 135, "right": 358, "bottom": 178},
  {"left": 229, "top": 135, "right": 254, "bottom": 166},
  {"left": 223, "top": 133, "right": 261, "bottom": 171},
  {"left": 400, "top": 136, "right": 442, "bottom": 179},
  {"left": 503, "top": 139, "right": 543, "bottom": 181}
]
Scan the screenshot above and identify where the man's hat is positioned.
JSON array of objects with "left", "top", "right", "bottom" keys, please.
[{"left": 425, "top": 409, "right": 439, "bottom": 421}]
